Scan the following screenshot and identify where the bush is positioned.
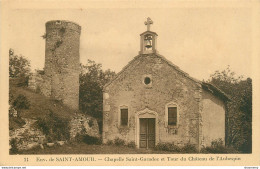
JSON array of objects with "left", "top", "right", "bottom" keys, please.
[
  {"left": 106, "top": 140, "right": 113, "bottom": 145},
  {"left": 9, "top": 116, "right": 26, "bottom": 130},
  {"left": 74, "top": 133, "right": 84, "bottom": 143},
  {"left": 127, "top": 141, "right": 136, "bottom": 148},
  {"left": 13, "top": 94, "right": 30, "bottom": 110},
  {"left": 10, "top": 138, "right": 19, "bottom": 154},
  {"left": 82, "top": 135, "right": 101, "bottom": 145},
  {"left": 16, "top": 75, "right": 29, "bottom": 87},
  {"left": 74, "top": 133, "right": 101, "bottom": 145},
  {"left": 155, "top": 142, "right": 198, "bottom": 153},
  {"left": 181, "top": 143, "right": 197, "bottom": 153},
  {"left": 36, "top": 110, "right": 70, "bottom": 142},
  {"left": 47, "top": 136, "right": 54, "bottom": 143},
  {"left": 114, "top": 137, "right": 125, "bottom": 146},
  {"left": 155, "top": 142, "right": 181, "bottom": 152},
  {"left": 88, "top": 119, "right": 94, "bottom": 127},
  {"left": 201, "top": 138, "right": 239, "bottom": 154}
]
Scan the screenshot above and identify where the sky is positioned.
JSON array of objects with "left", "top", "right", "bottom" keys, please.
[{"left": 6, "top": 7, "right": 252, "bottom": 81}]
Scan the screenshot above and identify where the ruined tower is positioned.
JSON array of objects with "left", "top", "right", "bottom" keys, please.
[{"left": 44, "top": 20, "right": 81, "bottom": 110}]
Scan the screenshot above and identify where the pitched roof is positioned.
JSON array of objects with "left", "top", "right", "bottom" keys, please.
[
  {"left": 140, "top": 30, "right": 158, "bottom": 36},
  {"left": 201, "top": 82, "right": 230, "bottom": 101},
  {"left": 104, "top": 53, "right": 230, "bottom": 102}
]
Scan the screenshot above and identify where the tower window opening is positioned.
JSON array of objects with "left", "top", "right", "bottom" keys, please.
[{"left": 144, "top": 34, "right": 153, "bottom": 50}]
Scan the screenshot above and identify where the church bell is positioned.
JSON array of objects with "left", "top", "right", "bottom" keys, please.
[{"left": 144, "top": 35, "right": 152, "bottom": 49}]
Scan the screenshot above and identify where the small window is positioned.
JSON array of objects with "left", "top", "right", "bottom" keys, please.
[
  {"left": 143, "top": 75, "right": 152, "bottom": 87},
  {"left": 121, "top": 108, "right": 128, "bottom": 126},
  {"left": 168, "top": 107, "right": 177, "bottom": 126}
]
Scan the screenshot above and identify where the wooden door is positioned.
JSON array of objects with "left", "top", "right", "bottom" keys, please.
[
  {"left": 139, "top": 118, "right": 155, "bottom": 148},
  {"left": 140, "top": 118, "right": 148, "bottom": 148},
  {"left": 148, "top": 118, "right": 155, "bottom": 148}
]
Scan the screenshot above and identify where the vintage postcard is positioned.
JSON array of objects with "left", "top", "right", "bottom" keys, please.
[{"left": 0, "top": 0, "right": 260, "bottom": 166}]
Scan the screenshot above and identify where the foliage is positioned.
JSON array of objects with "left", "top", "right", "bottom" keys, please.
[
  {"left": 9, "top": 116, "right": 26, "bottom": 130},
  {"left": 13, "top": 94, "right": 30, "bottom": 110},
  {"left": 126, "top": 141, "right": 136, "bottom": 148},
  {"left": 36, "top": 110, "right": 70, "bottom": 142},
  {"left": 155, "top": 142, "right": 197, "bottom": 153},
  {"left": 9, "top": 48, "right": 31, "bottom": 86},
  {"left": 74, "top": 133, "right": 101, "bottom": 145},
  {"left": 10, "top": 138, "right": 19, "bottom": 154},
  {"left": 79, "top": 60, "right": 116, "bottom": 128},
  {"left": 88, "top": 119, "right": 94, "bottom": 127},
  {"left": 201, "top": 138, "right": 239, "bottom": 154},
  {"left": 8, "top": 83, "right": 29, "bottom": 132},
  {"left": 155, "top": 142, "right": 181, "bottom": 152},
  {"left": 10, "top": 94, "right": 30, "bottom": 126},
  {"left": 114, "top": 137, "right": 125, "bottom": 146},
  {"left": 181, "top": 143, "right": 197, "bottom": 153},
  {"left": 206, "top": 66, "right": 252, "bottom": 153},
  {"left": 106, "top": 140, "right": 113, "bottom": 145},
  {"left": 47, "top": 136, "right": 54, "bottom": 142}
]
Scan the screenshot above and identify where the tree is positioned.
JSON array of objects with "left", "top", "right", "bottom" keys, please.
[
  {"left": 79, "top": 60, "right": 116, "bottom": 131},
  {"left": 207, "top": 66, "right": 252, "bottom": 153},
  {"left": 13, "top": 94, "right": 30, "bottom": 110},
  {"left": 9, "top": 48, "right": 31, "bottom": 86},
  {"left": 9, "top": 48, "right": 31, "bottom": 78}
]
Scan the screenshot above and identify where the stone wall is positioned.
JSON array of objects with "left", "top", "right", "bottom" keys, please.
[
  {"left": 10, "top": 114, "right": 100, "bottom": 151},
  {"left": 70, "top": 113, "right": 100, "bottom": 139},
  {"left": 9, "top": 118, "right": 46, "bottom": 150},
  {"left": 28, "top": 71, "right": 51, "bottom": 97},
  {"left": 103, "top": 54, "right": 202, "bottom": 148}
]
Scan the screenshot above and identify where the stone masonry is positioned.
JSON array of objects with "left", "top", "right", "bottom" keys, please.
[
  {"left": 102, "top": 19, "right": 229, "bottom": 150},
  {"left": 29, "top": 20, "right": 81, "bottom": 110},
  {"left": 70, "top": 113, "right": 100, "bottom": 139},
  {"left": 103, "top": 54, "right": 201, "bottom": 148},
  {"left": 9, "top": 118, "right": 46, "bottom": 150},
  {"left": 103, "top": 53, "right": 228, "bottom": 150}
]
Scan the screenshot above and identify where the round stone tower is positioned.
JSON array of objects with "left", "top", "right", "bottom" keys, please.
[{"left": 44, "top": 20, "right": 81, "bottom": 110}]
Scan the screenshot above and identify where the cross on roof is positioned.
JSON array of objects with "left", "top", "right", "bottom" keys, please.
[{"left": 144, "top": 17, "right": 153, "bottom": 31}]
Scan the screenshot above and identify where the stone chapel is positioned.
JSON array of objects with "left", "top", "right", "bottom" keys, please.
[{"left": 102, "top": 18, "right": 229, "bottom": 150}]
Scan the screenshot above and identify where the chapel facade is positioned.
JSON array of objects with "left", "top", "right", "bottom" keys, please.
[{"left": 102, "top": 18, "right": 229, "bottom": 150}]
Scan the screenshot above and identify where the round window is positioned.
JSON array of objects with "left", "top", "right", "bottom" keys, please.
[{"left": 144, "top": 77, "right": 151, "bottom": 85}]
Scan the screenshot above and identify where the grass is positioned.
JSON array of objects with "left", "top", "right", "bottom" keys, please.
[
  {"left": 9, "top": 82, "right": 80, "bottom": 120},
  {"left": 18, "top": 143, "right": 172, "bottom": 154}
]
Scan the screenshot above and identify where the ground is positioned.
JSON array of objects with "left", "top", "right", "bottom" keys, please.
[
  {"left": 18, "top": 143, "right": 171, "bottom": 154},
  {"left": 9, "top": 79, "right": 78, "bottom": 120}
]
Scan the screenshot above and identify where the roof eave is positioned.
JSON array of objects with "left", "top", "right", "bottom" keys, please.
[
  {"left": 140, "top": 31, "right": 158, "bottom": 36},
  {"left": 201, "top": 82, "right": 231, "bottom": 102}
]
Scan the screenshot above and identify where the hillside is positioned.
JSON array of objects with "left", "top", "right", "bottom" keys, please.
[
  {"left": 9, "top": 79, "right": 80, "bottom": 120},
  {"left": 9, "top": 79, "right": 101, "bottom": 153}
]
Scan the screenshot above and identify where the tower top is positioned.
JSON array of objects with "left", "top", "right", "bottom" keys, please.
[
  {"left": 144, "top": 17, "right": 153, "bottom": 31},
  {"left": 139, "top": 17, "right": 158, "bottom": 54},
  {"left": 46, "top": 20, "right": 81, "bottom": 34}
]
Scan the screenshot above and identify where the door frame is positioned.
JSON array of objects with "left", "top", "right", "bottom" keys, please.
[{"left": 135, "top": 108, "right": 159, "bottom": 148}]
